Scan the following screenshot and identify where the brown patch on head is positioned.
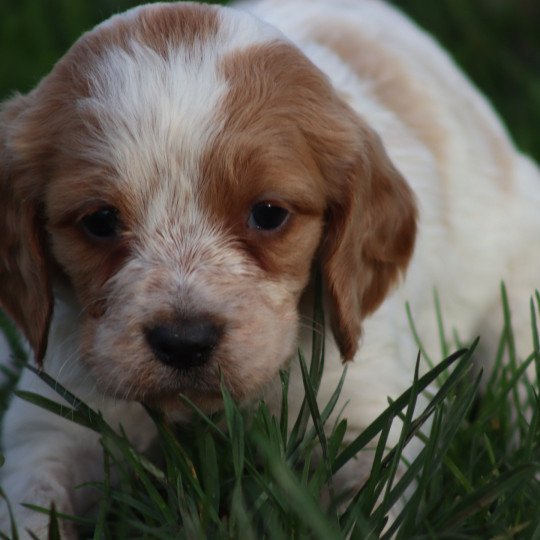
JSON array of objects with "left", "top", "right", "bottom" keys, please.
[
  {"left": 310, "top": 21, "right": 450, "bottom": 168},
  {"left": 200, "top": 41, "right": 417, "bottom": 361},
  {"left": 310, "top": 17, "right": 514, "bottom": 188},
  {"left": 199, "top": 41, "right": 333, "bottom": 285},
  {"left": 81, "top": 2, "right": 219, "bottom": 59}
]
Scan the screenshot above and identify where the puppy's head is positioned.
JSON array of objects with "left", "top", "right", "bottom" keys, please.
[{"left": 0, "top": 3, "right": 416, "bottom": 410}]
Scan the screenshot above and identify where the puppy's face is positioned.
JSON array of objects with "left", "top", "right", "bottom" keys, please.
[{"left": 0, "top": 3, "right": 416, "bottom": 411}]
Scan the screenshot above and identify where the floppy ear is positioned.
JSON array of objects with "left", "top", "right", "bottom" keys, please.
[
  {"left": 319, "top": 118, "right": 417, "bottom": 361},
  {"left": 0, "top": 94, "right": 53, "bottom": 363}
]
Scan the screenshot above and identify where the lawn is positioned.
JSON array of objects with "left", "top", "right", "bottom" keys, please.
[{"left": 1, "top": 1, "right": 540, "bottom": 538}]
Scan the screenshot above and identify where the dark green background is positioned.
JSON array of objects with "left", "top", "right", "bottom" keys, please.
[{"left": 1, "top": 0, "right": 539, "bottom": 158}]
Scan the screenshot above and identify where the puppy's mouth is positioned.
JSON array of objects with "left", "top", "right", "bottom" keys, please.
[
  {"left": 144, "top": 385, "right": 227, "bottom": 416},
  {"left": 146, "top": 360, "right": 224, "bottom": 397}
]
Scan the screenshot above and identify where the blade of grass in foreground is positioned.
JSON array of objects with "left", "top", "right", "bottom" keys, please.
[
  {"left": 17, "top": 365, "right": 114, "bottom": 436},
  {"left": 0, "top": 488, "right": 20, "bottom": 540},
  {"left": 532, "top": 292, "right": 540, "bottom": 390},
  {"left": 287, "top": 270, "right": 326, "bottom": 454},
  {"left": 436, "top": 464, "right": 538, "bottom": 532},
  {"left": 373, "top": 353, "right": 424, "bottom": 526},
  {"left": 388, "top": 373, "right": 482, "bottom": 537},
  {"left": 333, "top": 343, "right": 474, "bottom": 473},
  {"left": 252, "top": 430, "right": 341, "bottom": 540}
]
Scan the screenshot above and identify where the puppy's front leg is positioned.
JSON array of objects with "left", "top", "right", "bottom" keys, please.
[
  {"left": 1, "top": 400, "right": 98, "bottom": 537},
  {"left": 0, "top": 369, "right": 155, "bottom": 539}
]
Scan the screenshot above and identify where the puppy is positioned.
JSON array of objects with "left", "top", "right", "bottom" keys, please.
[{"left": 1, "top": 0, "right": 539, "bottom": 536}]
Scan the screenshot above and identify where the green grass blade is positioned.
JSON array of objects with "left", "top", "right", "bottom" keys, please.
[
  {"left": 376, "top": 354, "right": 423, "bottom": 520},
  {"left": 434, "top": 288, "right": 449, "bottom": 359},
  {"left": 500, "top": 282, "right": 517, "bottom": 367},
  {"left": 229, "top": 484, "right": 256, "bottom": 540},
  {"left": 279, "top": 368, "right": 290, "bottom": 444},
  {"left": 333, "top": 345, "right": 472, "bottom": 472},
  {"left": 92, "top": 449, "right": 111, "bottom": 540},
  {"left": 20, "top": 504, "right": 92, "bottom": 527},
  {"left": 47, "top": 505, "right": 61, "bottom": 540},
  {"left": 22, "top": 366, "right": 116, "bottom": 437},
  {"left": 406, "top": 302, "right": 433, "bottom": 367},
  {"left": 437, "top": 464, "right": 538, "bottom": 531},
  {"left": 178, "top": 394, "right": 227, "bottom": 440},
  {"left": 533, "top": 292, "right": 540, "bottom": 390},
  {"left": 309, "top": 268, "right": 326, "bottom": 394},
  {"left": 253, "top": 432, "right": 341, "bottom": 540},
  {"left": 0, "top": 310, "right": 28, "bottom": 363},
  {"left": 200, "top": 431, "right": 220, "bottom": 515},
  {"left": 298, "top": 351, "right": 332, "bottom": 482},
  {"left": 0, "top": 488, "right": 20, "bottom": 540},
  {"left": 14, "top": 390, "right": 104, "bottom": 433},
  {"left": 476, "top": 351, "right": 535, "bottom": 425},
  {"left": 221, "top": 380, "right": 245, "bottom": 481}
]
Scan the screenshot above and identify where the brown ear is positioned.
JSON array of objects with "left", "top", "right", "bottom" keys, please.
[
  {"left": 320, "top": 120, "right": 417, "bottom": 361},
  {"left": 0, "top": 94, "right": 53, "bottom": 363}
]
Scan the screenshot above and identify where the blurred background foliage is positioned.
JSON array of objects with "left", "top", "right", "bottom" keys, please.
[{"left": 0, "top": 0, "right": 539, "bottom": 159}]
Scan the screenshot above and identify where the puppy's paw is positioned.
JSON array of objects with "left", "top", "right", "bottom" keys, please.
[
  {"left": 0, "top": 479, "right": 77, "bottom": 540},
  {"left": 1, "top": 506, "right": 77, "bottom": 540}
]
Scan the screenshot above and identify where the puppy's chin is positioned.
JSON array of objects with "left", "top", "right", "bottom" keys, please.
[
  {"left": 85, "top": 354, "right": 286, "bottom": 417},
  {"left": 145, "top": 390, "right": 228, "bottom": 420},
  {"left": 123, "top": 364, "right": 224, "bottom": 407},
  {"left": 135, "top": 365, "right": 230, "bottom": 413}
]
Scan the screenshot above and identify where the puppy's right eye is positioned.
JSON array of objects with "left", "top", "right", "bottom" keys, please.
[
  {"left": 248, "top": 203, "right": 289, "bottom": 231},
  {"left": 81, "top": 207, "right": 120, "bottom": 240}
]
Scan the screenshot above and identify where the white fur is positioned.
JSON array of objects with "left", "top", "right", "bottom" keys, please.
[{"left": 2, "top": 0, "right": 540, "bottom": 537}]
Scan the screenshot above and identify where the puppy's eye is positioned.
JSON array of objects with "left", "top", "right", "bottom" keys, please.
[
  {"left": 248, "top": 203, "right": 289, "bottom": 231},
  {"left": 81, "top": 207, "right": 120, "bottom": 240}
]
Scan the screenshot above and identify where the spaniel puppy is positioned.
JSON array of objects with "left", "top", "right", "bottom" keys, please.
[{"left": 1, "top": 0, "right": 539, "bottom": 536}]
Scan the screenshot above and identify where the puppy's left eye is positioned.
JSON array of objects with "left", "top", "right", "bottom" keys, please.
[
  {"left": 81, "top": 207, "right": 120, "bottom": 240},
  {"left": 248, "top": 203, "right": 289, "bottom": 231}
]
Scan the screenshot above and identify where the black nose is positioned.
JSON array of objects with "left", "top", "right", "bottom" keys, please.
[{"left": 145, "top": 319, "right": 221, "bottom": 369}]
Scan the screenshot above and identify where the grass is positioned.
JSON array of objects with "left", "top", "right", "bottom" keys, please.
[
  {"left": 1, "top": 0, "right": 540, "bottom": 537},
  {"left": 1, "top": 286, "right": 540, "bottom": 538}
]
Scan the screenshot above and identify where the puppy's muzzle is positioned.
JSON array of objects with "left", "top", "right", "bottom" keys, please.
[{"left": 145, "top": 318, "right": 221, "bottom": 370}]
